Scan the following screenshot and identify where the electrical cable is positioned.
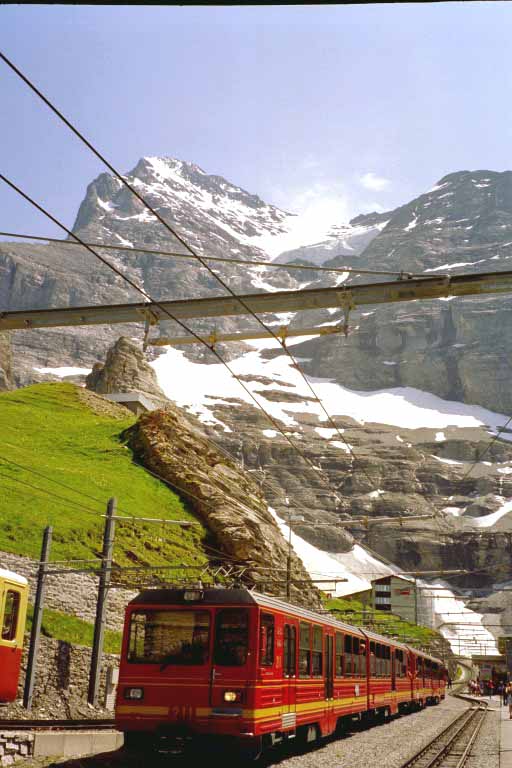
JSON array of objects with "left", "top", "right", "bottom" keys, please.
[
  {"left": 0, "top": 172, "right": 350, "bottom": 519},
  {"left": 0, "top": 467, "right": 102, "bottom": 516},
  {"left": 460, "top": 413, "right": 512, "bottom": 482},
  {"left": 0, "top": 231, "right": 417, "bottom": 279},
  {"left": 0, "top": 51, "right": 376, "bottom": 487}
]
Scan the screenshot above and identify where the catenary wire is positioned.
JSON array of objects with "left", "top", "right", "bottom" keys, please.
[
  {"left": 0, "top": 467, "right": 103, "bottom": 516},
  {"left": 0, "top": 231, "right": 417, "bottom": 279},
  {"left": 6, "top": 52, "right": 498, "bottom": 566},
  {"left": 460, "top": 413, "right": 512, "bottom": 482},
  {"left": 0, "top": 51, "right": 376, "bottom": 486},
  {"left": 0, "top": 173, "right": 338, "bottom": 492}
]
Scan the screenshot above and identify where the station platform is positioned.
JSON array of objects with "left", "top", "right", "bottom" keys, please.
[{"left": 501, "top": 701, "right": 512, "bottom": 766}]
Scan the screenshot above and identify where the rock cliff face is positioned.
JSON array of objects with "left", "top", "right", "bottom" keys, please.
[
  {"left": 0, "top": 332, "right": 13, "bottom": 390},
  {"left": 4, "top": 159, "right": 512, "bottom": 631}
]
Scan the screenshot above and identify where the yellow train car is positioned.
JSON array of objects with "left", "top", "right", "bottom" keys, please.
[{"left": 0, "top": 569, "right": 29, "bottom": 702}]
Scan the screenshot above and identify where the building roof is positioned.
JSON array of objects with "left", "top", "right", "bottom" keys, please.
[{"left": 103, "top": 391, "right": 158, "bottom": 411}]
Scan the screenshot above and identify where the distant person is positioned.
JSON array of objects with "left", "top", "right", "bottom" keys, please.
[
  {"left": 447, "top": 675, "right": 452, "bottom": 689},
  {"left": 509, "top": 689, "right": 512, "bottom": 720},
  {"left": 506, "top": 682, "right": 512, "bottom": 707},
  {"left": 488, "top": 679, "right": 494, "bottom": 699}
]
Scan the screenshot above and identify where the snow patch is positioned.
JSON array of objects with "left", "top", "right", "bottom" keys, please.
[
  {"left": 470, "top": 498, "right": 512, "bottom": 528},
  {"left": 34, "top": 366, "right": 91, "bottom": 377}
]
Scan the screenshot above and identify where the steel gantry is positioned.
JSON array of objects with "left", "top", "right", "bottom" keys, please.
[{"left": 2, "top": 270, "right": 512, "bottom": 345}]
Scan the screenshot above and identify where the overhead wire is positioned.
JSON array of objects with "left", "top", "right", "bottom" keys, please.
[
  {"left": 0, "top": 231, "right": 416, "bottom": 279},
  {"left": 2, "top": 173, "right": 343, "bottom": 500},
  {"left": 8, "top": 50, "right": 511, "bottom": 588},
  {"left": 460, "top": 413, "right": 512, "bottom": 483},
  {"left": 0, "top": 50, "right": 375, "bottom": 488}
]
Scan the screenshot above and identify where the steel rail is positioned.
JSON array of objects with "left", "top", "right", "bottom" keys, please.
[
  {"left": 2, "top": 270, "right": 512, "bottom": 332},
  {"left": 399, "top": 705, "right": 487, "bottom": 768}
]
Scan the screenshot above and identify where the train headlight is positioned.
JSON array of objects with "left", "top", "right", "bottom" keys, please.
[
  {"left": 124, "top": 687, "right": 144, "bottom": 700},
  {"left": 223, "top": 690, "right": 242, "bottom": 703}
]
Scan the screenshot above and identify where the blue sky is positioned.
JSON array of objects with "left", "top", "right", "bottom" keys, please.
[{"left": 1, "top": 3, "right": 512, "bottom": 238}]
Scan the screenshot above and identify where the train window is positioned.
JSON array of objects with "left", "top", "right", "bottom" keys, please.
[
  {"left": 299, "top": 623, "right": 311, "bottom": 678},
  {"left": 335, "top": 633, "right": 343, "bottom": 677},
  {"left": 344, "top": 635, "right": 353, "bottom": 676},
  {"left": 2, "top": 590, "right": 20, "bottom": 642},
  {"left": 127, "top": 610, "right": 210, "bottom": 665},
  {"left": 284, "top": 625, "right": 296, "bottom": 677},
  {"left": 353, "top": 637, "right": 360, "bottom": 676},
  {"left": 376, "top": 644, "right": 384, "bottom": 677},
  {"left": 214, "top": 609, "right": 249, "bottom": 666},
  {"left": 395, "top": 649, "right": 403, "bottom": 678},
  {"left": 370, "top": 641, "right": 376, "bottom": 676},
  {"left": 312, "top": 626, "right": 323, "bottom": 677},
  {"left": 259, "top": 613, "right": 275, "bottom": 667}
]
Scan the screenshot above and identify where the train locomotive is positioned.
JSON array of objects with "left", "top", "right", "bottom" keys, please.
[
  {"left": 0, "top": 568, "right": 29, "bottom": 703},
  {"left": 115, "top": 587, "right": 447, "bottom": 758}
]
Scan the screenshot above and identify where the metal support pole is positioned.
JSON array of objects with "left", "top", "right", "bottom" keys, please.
[
  {"left": 286, "top": 521, "right": 292, "bottom": 601},
  {"left": 88, "top": 497, "right": 116, "bottom": 706},
  {"left": 23, "top": 525, "right": 52, "bottom": 710},
  {"left": 414, "top": 577, "right": 418, "bottom": 625}
]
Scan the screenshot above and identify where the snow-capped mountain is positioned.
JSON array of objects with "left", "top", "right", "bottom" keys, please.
[
  {"left": 5, "top": 159, "right": 512, "bottom": 655},
  {"left": 274, "top": 210, "right": 392, "bottom": 266}
]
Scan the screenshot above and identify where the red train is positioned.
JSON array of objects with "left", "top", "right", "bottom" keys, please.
[
  {"left": 116, "top": 588, "right": 446, "bottom": 759},
  {"left": 0, "top": 569, "right": 29, "bottom": 703}
]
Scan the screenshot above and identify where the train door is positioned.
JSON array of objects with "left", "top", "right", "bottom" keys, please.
[
  {"left": 209, "top": 608, "right": 252, "bottom": 709},
  {"left": 324, "top": 633, "right": 336, "bottom": 734},
  {"left": 283, "top": 621, "right": 298, "bottom": 725},
  {"left": 391, "top": 649, "right": 397, "bottom": 691}
]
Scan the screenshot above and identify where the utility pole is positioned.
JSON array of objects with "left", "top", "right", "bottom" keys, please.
[
  {"left": 88, "top": 497, "right": 116, "bottom": 706},
  {"left": 285, "top": 511, "right": 304, "bottom": 600},
  {"left": 23, "top": 525, "right": 52, "bottom": 710}
]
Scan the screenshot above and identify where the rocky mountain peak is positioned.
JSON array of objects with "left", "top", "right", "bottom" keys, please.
[{"left": 71, "top": 155, "right": 295, "bottom": 260}]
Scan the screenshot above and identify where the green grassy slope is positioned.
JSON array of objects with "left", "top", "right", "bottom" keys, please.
[
  {"left": 26, "top": 605, "right": 122, "bottom": 654},
  {"left": 0, "top": 383, "right": 208, "bottom": 574},
  {"left": 325, "top": 596, "right": 442, "bottom": 648}
]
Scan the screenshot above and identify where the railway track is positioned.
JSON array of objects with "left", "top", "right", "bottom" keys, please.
[
  {"left": 400, "top": 704, "right": 487, "bottom": 768},
  {"left": 0, "top": 718, "right": 116, "bottom": 731}
]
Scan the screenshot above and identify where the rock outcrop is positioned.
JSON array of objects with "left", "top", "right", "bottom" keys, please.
[
  {"left": 86, "top": 336, "right": 167, "bottom": 405},
  {"left": 0, "top": 332, "right": 13, "bottom": 390},
  {"left": 127, "top": 407, "right": 321, "bottom": 608}
]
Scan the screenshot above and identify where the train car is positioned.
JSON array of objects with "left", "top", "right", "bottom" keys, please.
[
  {"left": 410, "top": 649, "right": 445, "bottom": 707},
  {"left": 0, "top": 569, "right": 29, "bottom": 703},
  {"left": 116, "top": 587, "right": 447, "bottom": 759}
]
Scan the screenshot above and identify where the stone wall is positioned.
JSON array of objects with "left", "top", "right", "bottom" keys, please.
[
  {"left": 0, "top": 733, "right": 34, "bottom": 765},
  {"left": 0, "top": 551, "right": 135, "bottom": 632},
  {"left": 1, "top": 635, "right": 118, "bottom": 721}
]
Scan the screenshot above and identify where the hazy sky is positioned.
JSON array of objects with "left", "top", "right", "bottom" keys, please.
[{"left": 2, "top": 3, "right": 512, "bottom": 238}]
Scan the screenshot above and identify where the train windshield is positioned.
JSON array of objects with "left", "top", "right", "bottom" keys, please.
[
  {"left": 214, "top": 609, "right": 249, "bottom": 666},
  {"left": 127, "top": 610, "right": 211, "bottom": 665}
]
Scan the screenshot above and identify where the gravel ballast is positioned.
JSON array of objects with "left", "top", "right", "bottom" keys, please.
[{"left": 20, "top": 696, "right": 472, "bottom": 768}]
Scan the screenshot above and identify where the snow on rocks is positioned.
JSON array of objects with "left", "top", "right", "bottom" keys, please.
[{"left": 151, "top": 342, "right": 512, "bottom": 440}]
